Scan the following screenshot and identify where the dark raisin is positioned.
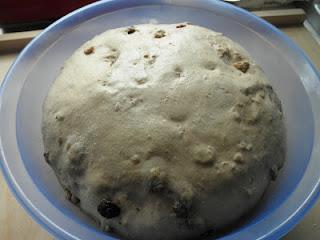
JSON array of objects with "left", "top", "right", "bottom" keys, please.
[
  {"left": 154, "top": 30, "right": 166, "bottom": 38},
  {"left": 84, "top": 46, "right": 94, "bottom": 55},
  {"left": 150, "top": 178, "right": 165, "bottom": 193},
  {"left": 176, "top": 24, "right": 186, "bottom": 28},
  {"left": 58, "top": 137, "right": 63, "bottom": 146},
  {"left": 55, "top": 114, "right": 64, "bottom": 121},
  {"left": 65, "top": 189, "right": 80, "bottom": 204},
  {"left": 219, "top": 48, "right": 231, "bottom": 63},
  {"left": 172, "top": 200, "right": 188, "bottom": 218},
  {"left": 127, "top": 27, "right": 136, "bottom": 34},
  {"left": 97, "top": 199, "right": 121, "bottom": 219},
  {"left": 270, "top": 166, "right": 278, "bottom": 181},
  {"left": 233, "top": 61, "right": 250, "bottom": 73},
  {"left": 131, "top": 158, "right": 140, "bottom": 165},
  {"left": 71, "top": 195, "right": 80, "bottom": 204},
  {"left": 43, "top": 152, "right": 50, "bottom": 164}
]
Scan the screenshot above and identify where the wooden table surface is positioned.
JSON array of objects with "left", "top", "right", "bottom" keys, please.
[{"left": 0, "top": 26, "right": 319, "bottom": 240}]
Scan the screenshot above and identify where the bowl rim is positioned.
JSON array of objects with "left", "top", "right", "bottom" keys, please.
[{"left": 0, "top": 0, "right": 320, "bottom": 240}]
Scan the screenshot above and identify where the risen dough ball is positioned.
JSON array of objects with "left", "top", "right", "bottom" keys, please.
[{"left": 42, "top": 23, "right": 286, "bottom": 240}]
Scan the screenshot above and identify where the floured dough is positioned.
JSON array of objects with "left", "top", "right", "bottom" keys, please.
[{"left": 42, "top": 23, "right": 286, "bottom": 240}]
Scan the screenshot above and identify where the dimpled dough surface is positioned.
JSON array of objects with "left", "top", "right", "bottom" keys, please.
[{"left": 42, "top": 23, "right": 286, "bottom": 240}]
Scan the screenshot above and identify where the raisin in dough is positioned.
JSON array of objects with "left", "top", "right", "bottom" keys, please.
[{"left": 42, "top": 23, "right": 286, "bottom": 240}]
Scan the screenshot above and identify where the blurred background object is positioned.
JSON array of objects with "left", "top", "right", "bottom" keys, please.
[
  {"left": 0, "top": 0, "right": 315, "bottom": 32},
  {"left": 225, "top": 0, "right": 308, "bottom": 10},
  {"left": 1, "top": 0, "right": 319, "bottom": 51},
  {"left": 304, "top": 0, "right": 320, "bottom": 43},
  {"left": 224, "top": 0, "right": 319, "bottom": 42},
  {"left": 0, "top": 0, "right": 97, "bottom": 32}
]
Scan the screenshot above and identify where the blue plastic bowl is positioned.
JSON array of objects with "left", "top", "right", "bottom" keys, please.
[{"left": 1, "top": 1, "right": 320, "bottom": 239}]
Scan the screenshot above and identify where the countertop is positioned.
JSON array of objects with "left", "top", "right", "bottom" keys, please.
[{"left": 0, "top": 26, "right": 319, "bottom": 240}]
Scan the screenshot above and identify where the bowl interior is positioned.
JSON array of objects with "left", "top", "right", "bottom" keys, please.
[{"left": 13, "top": 3, "right": 314, "bottom": 240}]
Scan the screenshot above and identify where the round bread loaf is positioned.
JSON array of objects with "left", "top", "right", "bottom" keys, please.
[{"left": 42, "top": 23, "right": 286, "bottom": 240}]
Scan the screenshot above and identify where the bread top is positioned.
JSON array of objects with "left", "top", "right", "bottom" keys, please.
[{"left": 42, "top": 23, "right": 285, "bottom": 240}]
